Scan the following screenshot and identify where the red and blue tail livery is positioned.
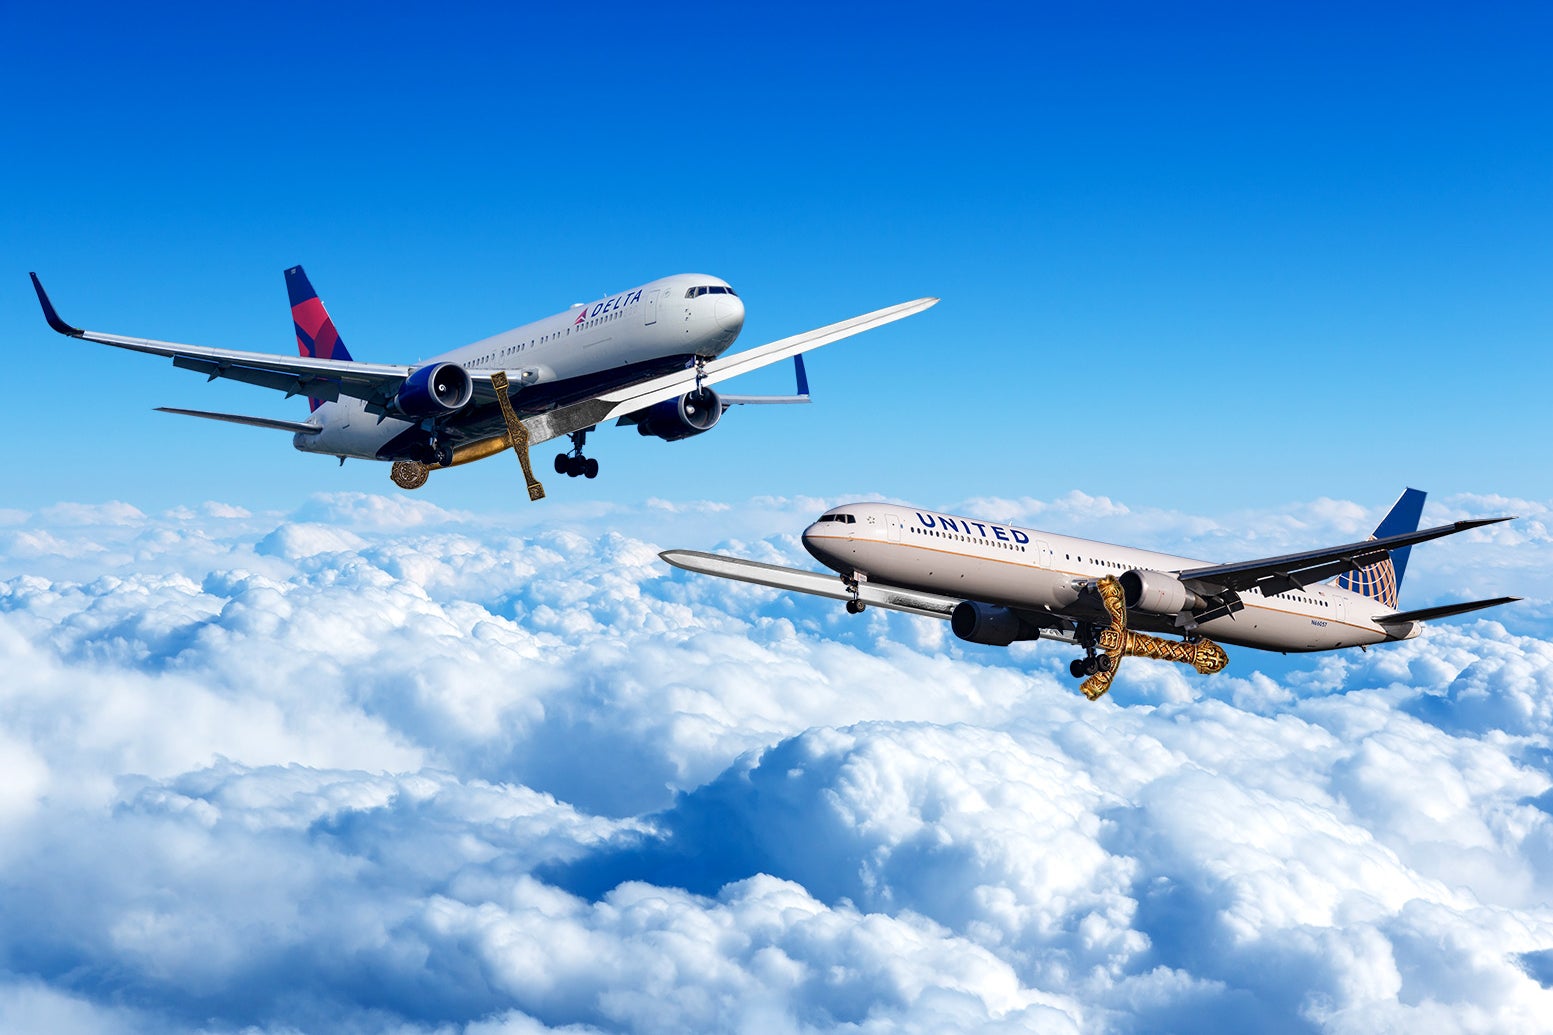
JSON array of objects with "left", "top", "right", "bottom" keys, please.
[{"left": 286, "top": 266, "right": 352, "bottom": 409}]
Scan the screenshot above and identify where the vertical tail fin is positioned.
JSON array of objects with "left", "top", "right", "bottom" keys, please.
[
  {"left": 285, "top": 265, "right": 353, "bottom": 411},
  {"left": 1335, "top": 488, "right": 1426, "bottom": 610}
]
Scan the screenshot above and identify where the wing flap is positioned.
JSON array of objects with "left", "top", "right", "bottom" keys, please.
[{"left": 171, "top": 356, "right": 346, "bottom": 403}]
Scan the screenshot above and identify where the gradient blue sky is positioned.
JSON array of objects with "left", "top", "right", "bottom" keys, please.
[
  {"left": 4, "top": 2, "right": 1549, "bottom": 517},
  {"left": 5, "top": 7, "right": 1553, "bottom": 1032}
]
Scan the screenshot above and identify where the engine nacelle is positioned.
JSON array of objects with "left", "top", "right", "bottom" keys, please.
[
  {"left": 393, "top": 362, "right": 473, "bottom": 418},
  {"left": 632, "top": 387, "right": 722, "bottom": 441},
  {"left": 951, "top": 601, "right": 1043, "bottom": 647},
  {"left": 1120, "top": 569, "right": 1207, "bottom": 615}
]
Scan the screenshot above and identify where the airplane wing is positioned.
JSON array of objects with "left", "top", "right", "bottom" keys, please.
[
  {"left": 522, "top": 297, "right": 937, "bottom": 446},
  {"left": 661, "top": 549, "right": 961, "bottom": 619},
  {"left": 1176, "top": 516, "right": 1514, "bottom": 597},
  {"left": 661, "top": 549, "right": 1077, "bottom": 639},
  {"left": 32, "top": 273, "right": 420, "bottom": 410}
]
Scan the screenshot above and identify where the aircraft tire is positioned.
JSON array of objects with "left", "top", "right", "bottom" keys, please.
[
  {"left": 583, "top": 458, "right": 599, "bottom": 479},
  {"left": 554, "top": 453, "right": 568, "bottom": 474},
  {"left": 846, "top": 599, "right": 865, "bottom": 614},
  {"left": 1070, "top": 658, "right": 1088, "bottom": 679}
]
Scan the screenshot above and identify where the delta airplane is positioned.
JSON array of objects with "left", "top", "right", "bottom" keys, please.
[
  {"left": 663, "top": 489, "right": 1519, "bottom": 699},
  {"left": 30, "top": 269, "right": 936, "bottom": 500}
]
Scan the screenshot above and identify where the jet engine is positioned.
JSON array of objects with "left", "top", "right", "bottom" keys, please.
[
  {"left": 393, "top": 362, "right": 473, "bottom": 418},
  {"left": 1120, "top": 570, "right": 1207, "bottom": 615},
  {"left": 631, "top": 387, "right": 722, "bottom": 441},
  {"left": 951, "top": 601, "right": 1043, "bottom": 647}
]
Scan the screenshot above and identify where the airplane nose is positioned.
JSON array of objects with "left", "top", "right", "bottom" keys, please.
[
  {"left": 715, "top": 296, "right": 744, "bottom": 332},
  {"left": 802, "top": 524, "right": 826, "bottom": 562}
]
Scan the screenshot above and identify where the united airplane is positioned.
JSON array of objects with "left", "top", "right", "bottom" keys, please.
[
  {"left": 663, "top": 489, "right": 1518, "bottom": 698},
  {"left": 30, "top": 268, "right": 936, "bottom": 500}
]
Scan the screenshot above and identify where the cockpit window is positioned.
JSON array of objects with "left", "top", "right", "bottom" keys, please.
[
  {"left": 816, "top": 514, "right": 855, "bottom": 524},
  {"left": 684, "top": 285, "right": 739, "bottom": 298}
]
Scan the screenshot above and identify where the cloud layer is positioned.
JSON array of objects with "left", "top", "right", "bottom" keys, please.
[{"left": 1, "top": 491, "right": 1550, "bottom": 1033}]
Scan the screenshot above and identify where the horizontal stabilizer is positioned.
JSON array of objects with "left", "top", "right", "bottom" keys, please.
[
  {"left": 661, "top": 549, "right": 960, "bottom": 619},
  {"left": 155, "top": 407, "right": 321, "bottom": 434},
  {"left": 1376, "top": 596, "right": 1520, "bottom": 625}
]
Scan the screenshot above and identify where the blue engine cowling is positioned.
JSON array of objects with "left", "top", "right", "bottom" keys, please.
[
  {"left": 393, "top": 362, "right": 473, "bottom": 418},
  {"left": 951, "top": 601, "right": 1043, "bottom": 646},
  {"left": 633, "top": 387, "right": 722, "bottom": 441}
]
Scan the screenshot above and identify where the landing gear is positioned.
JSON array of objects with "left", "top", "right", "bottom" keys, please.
[
  {"left": 1068, "top": 630, "right": 1113, "bottom": 679},
  {"left": 433, "top": 440, "right": 454, "bottom": 468},
  {"left": 842, "top": 571, "right": 867, "bottom": 614},
  {"left": 555, "top": 430, "right": 599, "bottom": 479},
  {"left": 1069, "top": 621, "right": 1101, "bottom": 679}
]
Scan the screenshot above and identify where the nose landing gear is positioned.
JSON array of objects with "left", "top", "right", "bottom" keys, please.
[
  {"left": 841, "top": 571, "right": 868, "bottom": 614},
  {"left": 554, "top": 429, "right": 599, "bottom": 479}
]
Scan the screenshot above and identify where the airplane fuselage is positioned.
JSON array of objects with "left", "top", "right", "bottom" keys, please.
[
  {"left": 802, "top": 503, "right": 1419, "bottom": 653},
  {"left": 296, "top": 273, "right": 745, "bottom": 461}
]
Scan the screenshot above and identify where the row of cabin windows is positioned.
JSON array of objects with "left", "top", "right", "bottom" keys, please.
[
  {"left": 853, "top": 524, "right": 1336, "bottom": 609},
  {"left": 478, "top": 286, "right": 730, "bottom": 363}
]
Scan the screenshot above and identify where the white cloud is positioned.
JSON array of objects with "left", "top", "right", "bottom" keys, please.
[{"left": 1, "top": 490, "right": 1551, "bottom": 1032}]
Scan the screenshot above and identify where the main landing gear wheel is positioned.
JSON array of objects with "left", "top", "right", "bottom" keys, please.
[
  {"left": 1069, "top": 654, "right": 1114, "bottom": 678},
  {"left": 846, "top": 599, "right": 865, "bottom": 615},
  {"left": 556, "top": 430, "right": 599, "bottom": 479},
  {"left": 554, "top": 454, "right": 601, "bottom": 478}
]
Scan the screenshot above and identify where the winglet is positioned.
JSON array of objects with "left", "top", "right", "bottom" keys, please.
[
  {"left": 29, "top": 273, "right": 84, "bottom": 337},
  {"left": 794, "top": 354, "right": 810, "bottom": 397}
]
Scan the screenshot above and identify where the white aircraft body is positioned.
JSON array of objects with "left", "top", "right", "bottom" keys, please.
[
  {"left": 663, "top": 489, "right": 1517, "bottom": 697},
  {"left": 31, "top": 268, "right": 936, "bottom": 500}
]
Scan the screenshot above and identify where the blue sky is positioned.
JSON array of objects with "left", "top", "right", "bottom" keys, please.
[
  {"left": 3, "top": 5, "right": 1553, "bottom": 1032},
  {"left": 4, "top": 2, "right": 1550, "bottom": 515}
]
